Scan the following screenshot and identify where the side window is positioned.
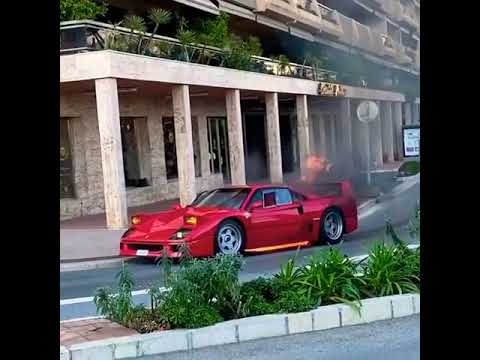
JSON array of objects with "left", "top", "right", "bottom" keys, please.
[
  {"left": 292, "top": 191, "right": 306, "bottom": 202},
  {"left": 275, "top": 188, "right": 293, "bottom": 205},
  {"left": 263, "top": 190, "right": 276, "bottom": 207}
]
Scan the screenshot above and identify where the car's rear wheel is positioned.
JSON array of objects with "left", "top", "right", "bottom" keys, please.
[
  {"left": 215, "top": 220, "right": 244, "bottom": 255},
  {"left": 320, "top": 208, "right": 344, "bottom": 245}
]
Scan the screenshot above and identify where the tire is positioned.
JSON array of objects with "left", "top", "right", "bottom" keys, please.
[
  {"left": 320, "top": 208, "right": 344, "bottom": 245},
  {"left": 215, "top": 219, "right": 245, "bottom": 255}
]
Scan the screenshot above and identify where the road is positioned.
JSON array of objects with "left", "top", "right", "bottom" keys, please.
[
  {"left": 139, "top": 315, "right": 420, "bottom": 360},
  {"left": 60, "top": 179, "right": 419, "bottom": 321}
]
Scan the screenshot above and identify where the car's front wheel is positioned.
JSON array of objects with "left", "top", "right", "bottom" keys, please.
[
  {"left": 215, "top": 220, "right": 244, "bottom": 255},
  {"left": 320, "top": 208, "right": 344, "bottom": 245}
]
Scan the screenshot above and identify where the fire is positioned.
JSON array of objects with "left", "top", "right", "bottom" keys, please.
[{"left": 302, "top": 154, "right": 332, "bottom": 184}]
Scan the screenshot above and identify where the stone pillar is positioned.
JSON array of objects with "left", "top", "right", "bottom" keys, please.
[
  {"left": 412, "top": 103, "right": 420, "bottom": 124},
  {"left": 94, "top": 78, "right": 128, "bottom": 230},
  {"left": 197, "top": 115, "right": 211, "bottom": 178},
  {"left": 369, "top": 102, "right": 383, "bottom": 170},
  {"left": 326, "top": 115, "right": 337, "bottom": 163},
  {"left": 351, "top": 104, "right": 369, "bottom": 172},
  {"left": 172, "top": 85, "right": 196, "bottom": 206},
  {"left": 336, "top": 99, "right": 354, "bottom": 176},
  {"left": 404, "top": 102, "right": 412, "bottom": 125},
  {"left": 317, "top": 114, "right": 328, "bottom": 156},
  {"left": 392, "top": 102, "right": 404, "bottom": 161},
  {"left": 265, "top": 92, "right": 283, "bottom": 183},
  {"left": 381, "top": 102, "right": 395, "bottom": 163},
  {"left": 225, "top": 89, "right": 246, "bottom": 185},
  {"left": 296, "top": 94, "right": 310, "bottom": 177}
]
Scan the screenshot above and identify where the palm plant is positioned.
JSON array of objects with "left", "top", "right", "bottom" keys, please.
[
  {"left": 123, "top": 15, "right": 147, "bottom": 53},
  {"left": 361, "top": 243, "right": 419, "bottom": 297},
  {"left": 141, "top": 8, "right": 172, "bottom": 55},
  {"left": 298, "top": 249, "right": 364, "bottom": 309},
  {"left": 177, "top": 17, "right": 198, "bottom": 62}
]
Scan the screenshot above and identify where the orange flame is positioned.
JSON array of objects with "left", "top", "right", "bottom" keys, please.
[{"left": 302, "top": 154, "right": 332, "bottom": 184}]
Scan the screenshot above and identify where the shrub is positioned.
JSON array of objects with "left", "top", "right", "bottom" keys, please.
[
  {"left": 298, "top": 249, "right": 364, "bottom": 308},
  {"left": 93, "top": 263, "right": 135, "bottom": 324},
  {"left": 360, "top": 243, "right": 419, "bottom": 297},
  {"left": 240, "top": 278, "right": 275, "bottom": 316},
  {"left": 159, "top": 254, "right": 244, "bottom": 326},
  {"left": 60, "top": 0, "right": 107, "bottom": 21},
  {"left": 160, "top": 280, "right": 223, "bottom": 328},
  {"left": 398, "top": 160, "right": 420, "bottom": 176},
  {"left": 272, "top": 290, "right": 315, "bottom": 313},
  {"left": 125, "top": 306, "right": 169, "bottom": 334}
]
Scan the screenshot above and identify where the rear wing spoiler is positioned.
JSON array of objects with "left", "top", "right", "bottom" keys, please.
[{"left": 293, "top": 180, "right": 354, "bottom": 199}]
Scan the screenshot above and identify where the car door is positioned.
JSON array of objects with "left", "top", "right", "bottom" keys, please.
[{"left": 247, "top": 188, "right": 304, "bottom": 248}]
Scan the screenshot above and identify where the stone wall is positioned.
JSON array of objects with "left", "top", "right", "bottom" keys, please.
[{"left": 60, "top": 92, "right": 226, "bottom": 220}]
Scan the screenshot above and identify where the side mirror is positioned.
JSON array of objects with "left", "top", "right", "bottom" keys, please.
[
  {"left": 250, "top": 200, "right": 263, "bottom": 212},
  {"left": 172, "top": 203, "right": 182, "bottom": 210}
]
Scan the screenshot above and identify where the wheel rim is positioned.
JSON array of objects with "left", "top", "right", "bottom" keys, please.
[
  {"left": 324, "top": 211, "right": 343, "bottom": 241},
  {"left": 217, "top": 224, "right": 242, "bottom": 254}
]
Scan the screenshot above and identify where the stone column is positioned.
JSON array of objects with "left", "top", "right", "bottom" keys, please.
[
  {"left": 317, "top": 114, "right": 328, "bottom": 156},
  {"left": 197, "top": 115, "right": 211, "bottom": 178},
  {"left": 412, "top": 103, "right": 420, "bottom": 124},
  {"left": 225, "top": 89, "right": 246, "bottom": 185},
  {"left": 94, "top": 78, "right": 128, "bottom": 230},
  {"left": 336, "top": 98, "right": 354, "bottom": 176},
  {"left": 265, "top": 92, "right": 283, "bottom": 183},
  {"left": 369, "top": 101, "right": 383, "bottom": 170},
  {"left": 392, "top": 102, "right": 404, "bottom": 161},
  {"left": 326, "top": 115, "right": 337, "bottom": 163},
  {"left": 351, "top": 104, "right": 369, "bottom": 173},
  {"left": 404, "top": 102, "right": 412, "bottom": 125},
  {"left": 296, "top": 94, "right": 310, "bottom": 177},
  {"left": 172, "top": 85, "right": 196, "bottom": 206},
  {"left": 381, "top": 102, "right": 395, "bottom": 163}
]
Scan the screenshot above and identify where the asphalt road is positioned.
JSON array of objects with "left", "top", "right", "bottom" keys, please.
[
  {"left": 60, "top": 180, "right": 419, "bottom": 320},
  {"left": 138, "top": 315, "right": 420, "bottom": 360}
]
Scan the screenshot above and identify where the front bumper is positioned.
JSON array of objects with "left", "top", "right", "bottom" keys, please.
[{"left": 120, "top": 240, "right": 184, "bottom": 258}]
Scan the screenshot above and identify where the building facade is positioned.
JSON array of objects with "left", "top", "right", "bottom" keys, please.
[{"left": 60, "top": 0, "right": 420, "bottom": 229}]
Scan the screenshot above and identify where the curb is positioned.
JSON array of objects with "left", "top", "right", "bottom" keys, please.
[
  {"left": 60, "top": 294, "right": 420, "bottom": 360},
  {"left": 60, "top": 257, "right": 137, "bottom": 273}
]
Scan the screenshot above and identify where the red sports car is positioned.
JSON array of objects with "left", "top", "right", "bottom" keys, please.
[{"left": 119, "top": 182, "right": 358, "bottom": 259}]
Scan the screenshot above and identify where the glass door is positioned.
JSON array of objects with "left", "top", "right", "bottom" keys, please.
[{"left": 207, "top": 117, "right": 231, "bottom": 182}]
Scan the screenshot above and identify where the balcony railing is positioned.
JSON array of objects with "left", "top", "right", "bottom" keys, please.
[
  {"left": 316, "top": 2, "right": 338, "bottom": 24},
  {"left": 60, "top": 20, "right": 338, "bottom": 82}
]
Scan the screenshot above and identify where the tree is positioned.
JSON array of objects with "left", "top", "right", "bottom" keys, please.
[{"left": 60, "top": 0, "right": 107, "bottom": 22}]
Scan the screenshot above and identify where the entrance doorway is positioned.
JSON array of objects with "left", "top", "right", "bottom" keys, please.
[
  {"left": 207, "top": 117, "right": 231, "bottom": 182},
  {"left": 280, "top": 114, "right": 298, "bottom": 174},
  {"left": 243, "top": 113, "right": 268, "bottom": 182}
]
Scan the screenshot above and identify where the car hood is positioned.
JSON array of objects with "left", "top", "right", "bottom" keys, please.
[{"left": 126, "top": 206, "right": 235, "bottom": 240}]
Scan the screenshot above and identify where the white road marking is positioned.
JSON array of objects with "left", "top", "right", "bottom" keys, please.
[{"left": 60, "top": 289, "right": 152, "bottom": 306}]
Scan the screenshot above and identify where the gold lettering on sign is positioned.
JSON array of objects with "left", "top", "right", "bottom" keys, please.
[{"left": 318, "top": 82, "right": 347, "bottom": 97}]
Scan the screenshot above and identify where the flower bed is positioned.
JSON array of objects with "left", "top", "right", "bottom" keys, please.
[{"left": 94, "top": 210, "right": 420, "bottom": 333}]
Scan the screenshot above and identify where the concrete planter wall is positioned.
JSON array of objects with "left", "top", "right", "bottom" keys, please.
[{"left": 60, "top": 293, "right": 420, "bottom": 360}]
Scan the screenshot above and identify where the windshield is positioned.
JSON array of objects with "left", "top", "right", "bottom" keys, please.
[{"left": 190, "top": 188, "right": 250, "bottom": 209}]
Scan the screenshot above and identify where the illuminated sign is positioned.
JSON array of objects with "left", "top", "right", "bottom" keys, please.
[
  {"left": 403, "top": 126, "right": 420, "bottom": 157},
  {"left": 318, "top": 82, "right": 347, "bottom": 97}
]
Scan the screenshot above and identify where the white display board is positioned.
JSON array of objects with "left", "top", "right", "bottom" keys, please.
[{"left": 403, "top": 127, "right": 420, "bottom": 157}]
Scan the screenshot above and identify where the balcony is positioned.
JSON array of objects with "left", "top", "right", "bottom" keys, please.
[
  {"left": 60, "top": 20, "right": 338, "bottom": 82},
  {"left": 399, "top": 3, "right": 419, "bottom": 29},
  {"left": 317, "top": 2, "right": 343, "bottom": 38},
  {"left": 254, "top": 0, "right": 297, "bottom": 22},
  {"left": 295, "top": 0, "right": 323, "bottom": 33}
]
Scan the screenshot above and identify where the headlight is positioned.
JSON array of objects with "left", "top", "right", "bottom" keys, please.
[
  {"left": 185, "top": 216, "right": 197, "bottom": 225},
  {"left": 131, "top": 216, "right": 141, "bottom": 225},
  {"left": 170, "top": 229, "right": 192, "bottom": 240}
]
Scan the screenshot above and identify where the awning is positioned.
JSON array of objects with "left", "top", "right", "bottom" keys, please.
[
  {"left": 218, "top": 0, "right": 256, "bottom": 20},
  {"left": 173, "top": 0, "right": 220, "bottom": 15}
]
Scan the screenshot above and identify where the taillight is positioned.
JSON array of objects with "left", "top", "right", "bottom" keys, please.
[{"left": 131, "top": 215, "right": 141, "bottom": 225}]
